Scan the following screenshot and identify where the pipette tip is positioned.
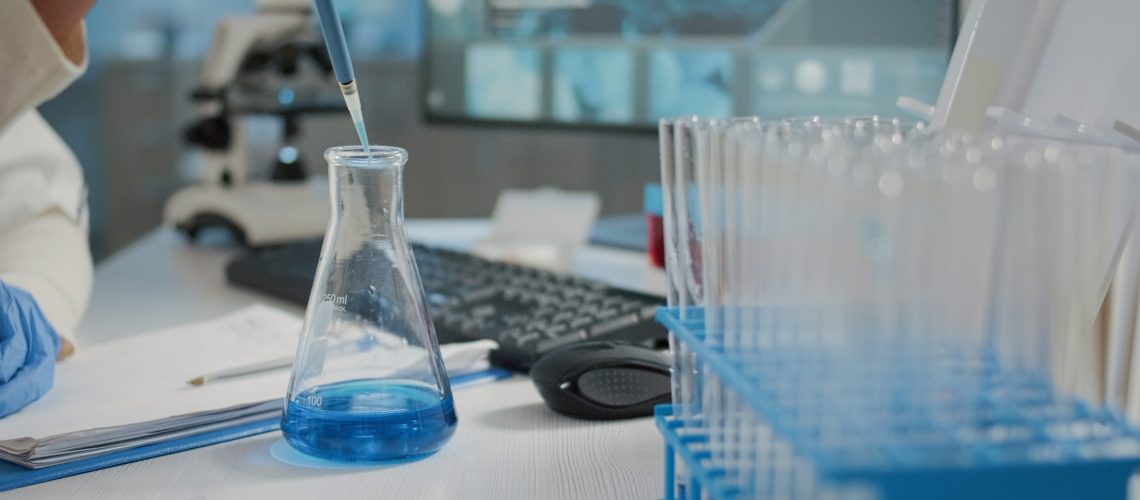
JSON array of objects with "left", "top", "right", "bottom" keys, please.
[{"left": 339, "top": 80, "right": 372, "bottom": 157}]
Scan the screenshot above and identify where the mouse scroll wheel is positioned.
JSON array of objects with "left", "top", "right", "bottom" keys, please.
[{"left": 574, "top": 368, "right": 670, "bottom": 408}]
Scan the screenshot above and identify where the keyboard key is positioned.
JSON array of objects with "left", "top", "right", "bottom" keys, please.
[
  {"left": 550, "top": 312, "right": 575, "bottom": 324},
  {"left": 438, "top": 312, "right": 464, "bottom": 327},
  {"left": 595, "top": 308, "right": 620, "bottom": 320},
  {"left": 459, "top": 287, "right": 499, "bottom": 303},
  {"left": 619, "top": 301, "right": 645, "bottom": 313},
  {"left": 569, "top": 317, "right": 593, "bottom": 329},
  {"left": 536, "top": 330, "right": 588, "bottom": 354},
  {"left": 470, "top": 305, "right": 496, "bottom": 318},
  {"left": 533, "top": 306, "right": 557, "bottom": 318},
  {"left": 588, "top": 314, "right": 641, "bottom": 337},
  {"left": 513, "top": 332, "right": 540, "bottom": 347},
  {"left": 639, "top": 305, "right": 660, "bottom": 320},
  {"left": 503, "top": 315, "right": 529, "bottom": 327}
]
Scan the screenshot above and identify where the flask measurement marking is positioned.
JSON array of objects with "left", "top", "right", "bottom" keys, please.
[{"left": 322, "top": 294, "right": 348, "bottom": 311}]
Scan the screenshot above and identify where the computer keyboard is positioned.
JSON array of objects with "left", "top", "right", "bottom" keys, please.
[{"left": 226, "top": 240, "right": 666, "bottom": 372}]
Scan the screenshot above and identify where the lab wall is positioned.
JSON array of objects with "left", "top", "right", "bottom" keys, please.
[{"left": 40, "top": 59, "right": 658, "bottom": 261}]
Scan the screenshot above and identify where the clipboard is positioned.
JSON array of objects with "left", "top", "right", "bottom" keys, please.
[{"left": 0, "top": 368, "right": 513, "bottom": 492}]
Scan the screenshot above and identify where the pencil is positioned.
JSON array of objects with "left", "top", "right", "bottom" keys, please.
[{"left": 186, "top": 356, "right": 294, "bottom": 386}]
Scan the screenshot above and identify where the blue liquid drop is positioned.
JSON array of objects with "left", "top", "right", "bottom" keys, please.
[{"left": 282, "top": 380, "right": 457, "bottom": 462}]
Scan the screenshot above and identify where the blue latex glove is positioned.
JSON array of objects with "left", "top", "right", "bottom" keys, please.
[{"left": 0, "top": 281, "right": 60, "bottom": 418}]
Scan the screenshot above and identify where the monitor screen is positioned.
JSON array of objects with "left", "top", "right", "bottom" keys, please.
[{"left": 424, "top": 0, "right": 957, "bottom": 129}]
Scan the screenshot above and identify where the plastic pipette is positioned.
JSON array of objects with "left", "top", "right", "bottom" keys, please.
[{"left": 313, "top": 0, "right": 370, "bottom": 153}]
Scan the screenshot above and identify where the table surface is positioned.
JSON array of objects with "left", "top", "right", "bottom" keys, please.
[{"left": 16, "top": 220, "right": 667, "bottom": 500}]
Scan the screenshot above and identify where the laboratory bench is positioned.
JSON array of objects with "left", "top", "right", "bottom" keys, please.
[{"left": 18, "top": 220, "right": 666, "bottom": 499}]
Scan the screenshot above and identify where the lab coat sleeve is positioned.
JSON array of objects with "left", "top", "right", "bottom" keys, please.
[
  {"left": 0, "top": 0, "right": 88, "bottom": 134},
  {"left": 0, "top": 110, "right": 90, "bottom": 344},
  {"left": 0, "top": 211, "right": 92, "bottom": 345}
]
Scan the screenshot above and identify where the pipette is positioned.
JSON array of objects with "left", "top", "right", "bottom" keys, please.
[{"left": 312, "top": 0, "right": 370, "bottom": 153}]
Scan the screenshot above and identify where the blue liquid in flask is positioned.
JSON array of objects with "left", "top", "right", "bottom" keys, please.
[{"left": 282, "top": 380, "right": 457, "bottom": 462}]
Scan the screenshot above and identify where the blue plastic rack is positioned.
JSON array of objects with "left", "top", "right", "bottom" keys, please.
[{"left": 655, "top": 307, "right": 1140, "bottom": 500}]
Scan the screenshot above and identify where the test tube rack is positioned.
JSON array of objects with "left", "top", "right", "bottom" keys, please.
[{"left": 655, "top": 307, "right": 1140, "bottom": 500}]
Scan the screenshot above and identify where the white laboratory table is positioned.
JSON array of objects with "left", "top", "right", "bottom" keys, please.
[{"left": 17, "top": 220, "right": 667, "bottom": 500}]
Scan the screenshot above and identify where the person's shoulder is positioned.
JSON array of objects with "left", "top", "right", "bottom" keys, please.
[
  {"left": 0, "top": 109, "right": 85, "bottom": 231},
  {"left": 0, "top": 110, "right": 75, "bottom": 165},
  {"left": 0, "top": 109, "right": 48, "bottom": 136}
]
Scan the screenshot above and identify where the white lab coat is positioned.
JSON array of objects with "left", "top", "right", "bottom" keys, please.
[{"left": 0, "top": 1, "right": 93, "bottom": 343}]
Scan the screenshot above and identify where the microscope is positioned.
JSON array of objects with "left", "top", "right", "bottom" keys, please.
[{"left": 165, "top": 0, "right": 341, "bottom": 247}]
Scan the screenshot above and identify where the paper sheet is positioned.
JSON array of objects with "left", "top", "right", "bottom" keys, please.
[
  {"left": 0, "top": 304, "right": 496, "bottom": 444},
  {"left": 0, "top": 305, "right": 302, "bottom": 442}
]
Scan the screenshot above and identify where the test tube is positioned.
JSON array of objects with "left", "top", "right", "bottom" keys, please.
[
  {"left": 737, "top": 120, "right": 769, "bottom": 494},
  {"left": 661, "top": 116, "right": 709, "bottom": 496},
  {"left": 726, "top": 118, "right": 761, "bottom": 494},
  {"left": 693, "top": 118, "right": 724, "bottom": 479},
  {"left": 659, "top": 113, "right": 1140, "bottom": 495},
  {"left": 657, "top": 117, "right": 688, "bottom": 495}
]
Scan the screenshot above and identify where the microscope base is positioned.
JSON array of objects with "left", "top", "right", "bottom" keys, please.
[{"left": 164, "top": 180, "right": 329, "bottom": 247}]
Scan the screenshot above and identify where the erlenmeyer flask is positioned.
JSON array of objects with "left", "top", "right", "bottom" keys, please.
[{"left": 282, "top": 145, "right": 456, "bottom": 462}]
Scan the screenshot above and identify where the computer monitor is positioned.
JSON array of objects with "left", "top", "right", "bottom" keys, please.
[{"left": 423, "top": 0, "right": 957, "bottom": 130}]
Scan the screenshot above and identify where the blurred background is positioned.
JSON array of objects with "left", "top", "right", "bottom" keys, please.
[{"left": 40, "top": 0, "right": 959, "bottom": 260}]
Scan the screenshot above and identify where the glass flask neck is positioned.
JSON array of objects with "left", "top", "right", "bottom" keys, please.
[{"left": 324, "top": 146, "right": 408, "bottom": 231}]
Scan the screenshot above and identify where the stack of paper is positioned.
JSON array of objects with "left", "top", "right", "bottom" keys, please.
[
  {"left": 0, "top": 305, "right": 496, "bottom": 469},
  {"left": 0, "top": 400, "right": 282, "bottom": 467}
]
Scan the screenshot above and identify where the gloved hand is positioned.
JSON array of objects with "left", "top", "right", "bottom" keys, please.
[{"left": 0, "top": 281, "right": 60, "bottom": 418}]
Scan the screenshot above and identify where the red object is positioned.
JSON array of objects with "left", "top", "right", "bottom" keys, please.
[{"left": 647, "top": 214, "right": 665, "bottom": 268}]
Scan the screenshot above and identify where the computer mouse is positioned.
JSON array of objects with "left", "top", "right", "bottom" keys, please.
[{"left": 530, "top": 341, "right": 671, "bottom": 420}]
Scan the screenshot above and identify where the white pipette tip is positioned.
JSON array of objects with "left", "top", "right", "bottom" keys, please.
[
  {"left": 353, "top": 119, "right": 371, "bottom": 157},
  {"left": 338, "top": 80, "right": 372, "bottom": 158}
]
